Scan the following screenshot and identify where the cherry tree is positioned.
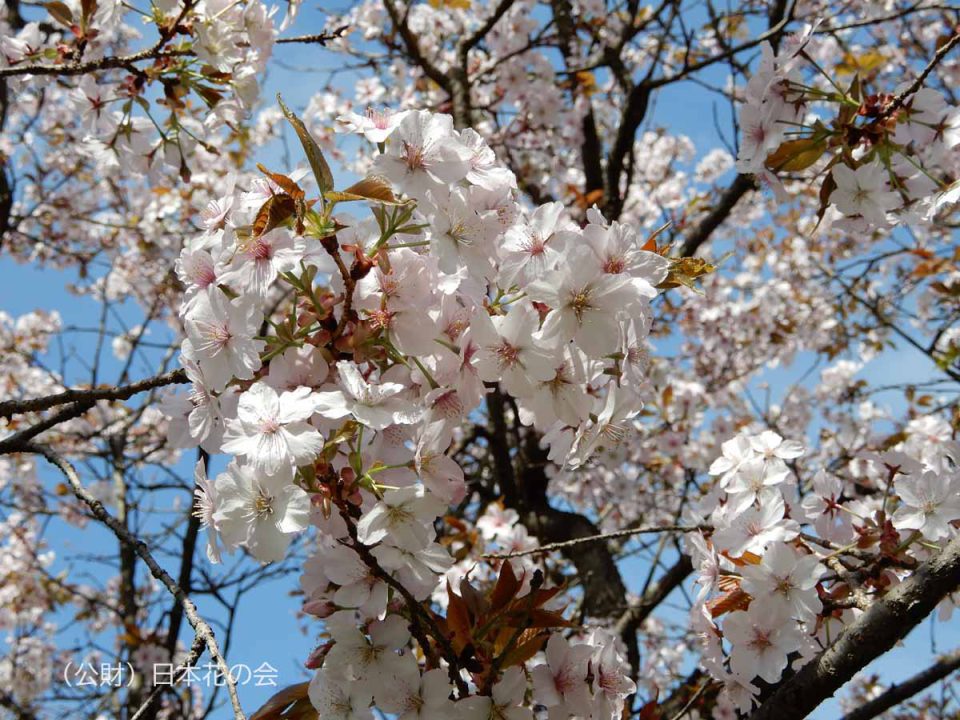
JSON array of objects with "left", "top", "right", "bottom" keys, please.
[{"left": 1, "top": 0, "right": 960, "bottom": 719}]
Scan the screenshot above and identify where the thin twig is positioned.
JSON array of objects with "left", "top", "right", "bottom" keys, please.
[
  {"left": 23, "top": 443, "right": 247, "bottom": 720},
  {"left": 880, "top": 30, "right": 960, "bottom": 121},
  {"left": 482, "top": 524, "right": 708, "bottom": 559}
]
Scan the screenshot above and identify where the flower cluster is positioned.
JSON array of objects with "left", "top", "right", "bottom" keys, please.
[
  {"left": 736, "top": 23, "right": 960, "bottom": 228},
  {"left": 685, "top": 429, "right": 960, "bottom": 713},
  {"left": 164, "top": 106, "right": 663, "bottom": 717}
]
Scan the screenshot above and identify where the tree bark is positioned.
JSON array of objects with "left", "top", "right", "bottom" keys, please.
[{"left": 749, "top": 534, "right": 960, "bottom": 720}]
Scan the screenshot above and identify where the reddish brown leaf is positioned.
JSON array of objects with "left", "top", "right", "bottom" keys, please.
[
  {"left": 517, "top": 608, "right": 578, "bottom": 629},
  {"left": 253, "top": 194, "right": 296, "bottom": 237},
  {"left": 325, "top": 176, "right": 403, "bottom": 205},
  {"left": 257, "top": 163, "right": 305, "bottom": 201},
  {"left": 706, "top": 587, "right": 752, "bottom": 618},
  {"left": 445, "top": 579, "right": 473, "bottom": 653},
  {"left": 489, "top": 561, "right": 522, "bottom": 612},
  {"left": 498, "top": 629, "right": 549, "bottom": 668},
  {"left": 249, "top": 682, "right": 316, "bottom": 720},
  {"left": 45, "top": 1, "right": 74, "bottom": 25},
  {"left": 278, "top": 94, "right": 334, "bottom": 194},
  {"left": 764, "top": 137, "right": 828, "bottom": 173}
]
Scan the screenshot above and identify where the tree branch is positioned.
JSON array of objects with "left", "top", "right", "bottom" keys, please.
[
  {"left": 483, "top": 524, "right": 706, "bottom": 559},
  {"left": 22, "top": 443, "right": 248, "bottom": 720},
  {"left": 0, "top": 368, "right": 187, "bottom": 418},
  {"left": 839, "top": 647, "right": 960, "bottom": 720},
  {"left": 749, "top": 533, "right": 960, "bottom": 720},
  {"left": 679, "top": 173, "right": 756, "bottom": 257}
]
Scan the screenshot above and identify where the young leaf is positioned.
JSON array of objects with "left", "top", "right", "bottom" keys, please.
[
  {"left": 277, "top": 94, "right": 334, "bottom": 194},
  {"left": 764, "top": 137, "right": 828, "bottom": 173},
  {"left": 657, "top": 256, "right": 717, "bottom": 292},
  {"left": 325, "top": 175, "right": 404, "bottom": 205},
  {"left": 45, "top": 1, "right": 74, "bottom": 26},
  {"left": 256, "top": 163, "right": 305, "bottom": 201},
  {"left": 489, "top": 561, "right": 522, "bottom": 612},
  {"left": 249, "top": 682, "right": 314, "bottom": 720},
  {"left": 253, "top": 194, "right": 297, "bottom": 237},
  {"left": 80, "top": 0, "right": 97, "bottom": 25}
]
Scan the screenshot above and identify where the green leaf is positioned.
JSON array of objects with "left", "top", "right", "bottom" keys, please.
[{"left": 277, "top": 93, "right": 334, "bottom": 194}]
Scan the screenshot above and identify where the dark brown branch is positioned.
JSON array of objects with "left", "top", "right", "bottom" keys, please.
[
  {"left": 460, "top": 0, "right": 516, "bottom": 52},
  {"left": 839, "top": 648, "right": 960, "bottom": 720},
  {"left": 483, "top": 524, "right": 706, "bottom": 559},
  {"left": 679, "top": 174, "right": 756, "bottom": 257},
  {"left": 749, "top": 533, "right": 960, "bottom": 720},
  {"left": 381, "top": 0, "right": 452, "bottom": 95},
  {"left": 879, "top": 29, "right": 960, "bottom": 121},
  {"left": 275, "top": 27, "right": 349, "bottom": 45},
  {"left": 0, "top": 48, "right": 191, "bottom": 78},
  {"left": 0, "top": 400, "right": 95, "bottom": 453},
  {"left": 0, "top": 368, "right": 187, "bottom": 418}
]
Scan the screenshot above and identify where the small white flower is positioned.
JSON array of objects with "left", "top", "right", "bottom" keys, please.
[
  {"left": 830, "top": 161, "right": 901, "bottom": 225},
  {"left": 892, "top": 470, "right": 960, "bottom": 541},
  {"left": 221, "top": 382, "right": 323, "bottom": 473},
  {"left": 213, "top": 461, "right": 311, "bottom": 563}
]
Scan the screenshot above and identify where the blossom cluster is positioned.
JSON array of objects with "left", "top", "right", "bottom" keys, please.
[
  {"left": 684, "top": 430, "right": 960, "bottom": 714},
  {"left": 163, "top": 106, "right": 666, "bottom": 717},
  {"left": 736, "top": 23, "right": 960, "bottom": 228},
  {"left": 2, "top": 0, "right": 281, "bottom": 183}
]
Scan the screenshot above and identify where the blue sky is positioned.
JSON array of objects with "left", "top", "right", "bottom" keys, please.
[{"left": 2, "top": 7, "right": 959, "bottom": 718}]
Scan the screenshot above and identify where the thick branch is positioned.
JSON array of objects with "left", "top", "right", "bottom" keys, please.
[
  {"left": 679, "top": 174, "right": 756, "bottom": 257},
  {"left": 0, "top": 368, "right": 187, "bottom": 418},
  {"left": 382, "top": 0, "right": 452, "bottom": 95},
  {"left": 839, "top": 648, "right": 960, "bottom": 720},
  {"left": 749, "top": 534, "right": 960, "bottom": 720}
]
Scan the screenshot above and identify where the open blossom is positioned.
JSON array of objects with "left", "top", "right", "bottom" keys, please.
[
  {"left": 830, "top": 161, "right": 901, "bottom": 225},
  {"left": 221, "top": 381, "right": 323, "bottom": 473},
  {"left": 740, "top": 543, "right": 826, "bottom": 622},
  {"left": 414, "top": 421, "right": 466, "bottom": 503},
  {"left": 337, "top": 107, "right": 410, "bottom": 143},
  {"left": 356, "top": 486, "right": 447, "bottom": 550},
  {"left": 372, "top": 540, "right": 453, "bottom": 600},
  {"left": 527, "top": 246, "right": 649, "bottom": 357},
  {"left": 320, "top": 543, "right": 388, "bottom": 616},
  {"left": 314, "top": 361, "right": 422, "bottom": 430},
  {"left": 476, "top": 503, "right": 520, "bottom": 541},
  {"left": 459, "top": 128, "right": 517, "bottom": 191},
  {"left": 531, "top": 634, "right": 595, "bottom": 717},
  {"left": 498, "top": 202, "right": 571, "bottom": 286},
  {"left": 378, "top": 664, "right": 454, "bottom": 720},
  {"left": 309, "top": 667, "right": 374, "bottom": 720},
  {"left": 458, "top": 666, "right": 533, "bottom": 720},
  {"left": 182, "top": 291, "right": 265, "bottom": 392},
  {"left": 471, "top": 303, "right": 556, "bottom": 397},
  {"left": 193, "top": 460, "right": 223, "bottom": 563},
  {"left": 590, "top": 633, "right": 637, "bottom": 720},
  {"left": 219, "top": 228, "right": 300, "bottom": 297},
  {"left": 713, "top": 493, "right": 798, "bottom": 557},
  {"left": 213, "top": 461, "right": 311, "bottom": 563},
  {"left": 723, "top": 604, "right": 802, "bottom": 684},
  {"left": 892, "top": 470, "right": 960, "bottom": 541},
  {"left": 324, "top": 613, "right": 411, "bottom": 706},
  {"left": 374, "top": 110, "right": 471, "bottom": 200}
]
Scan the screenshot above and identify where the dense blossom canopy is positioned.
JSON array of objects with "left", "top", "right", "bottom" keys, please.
[{"left": 1, "top": 1, "right": 960, "bottom": 719}]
